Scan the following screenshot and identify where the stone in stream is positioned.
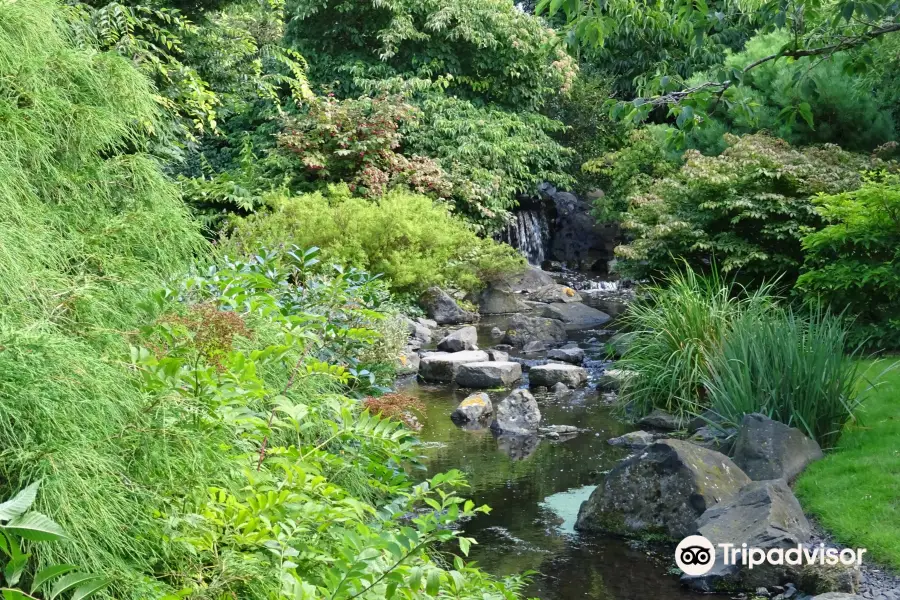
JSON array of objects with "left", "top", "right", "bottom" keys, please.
[
  {"left": 396, "top": 348, "right": 420, "bottom": 376},
  {"left": 418, "top": 350, "right": 489, "bottom": 382},
  {"left": 521, "top": 340, "right": 546, "bottom": 354},
  {"left": 490, "top": 389, "right": 541, "bottom": 435},
  {"left": 502, "top": 313, "right": 566, "bottom": 347},
  {"left": 606, "top": 331, "right": 636, "bottom": 358},
  {"left": 547, "top": 347, "right": 585, "bottom": 364},
  {"left": 474, "top": 287, "right": 529, "bottom": 314},
  {"left": 490, "top": 326, "right": 504, "bottom": 339},
  {"left": 682, "top": 479, "right": 813, "bottom": 593},
  {"left": 420, "top": 286, "right": 476, "bottom": 325},
  {"left": 503, "top": 265, "right": 555, "bottom": 293},
  {"left": 450, "top": 392, "right": 493, "bottom": 424},
  {"left": 731, "top": 413, "right": 824, "bottom": 482},
  {"left": 607, "top": 430, "right": 658, "bottom": 449},
  {"left": 436, "top": 326, "right": 478, "bottom": 352},
  {"left": 455, "top": 361, "right": 522, "bottom": 388},
  {"left": 575, "top": 439, "right": 751, "bottom": 539},
  {"left": 486, "top": 349, "right": 509, "bottom": 362},
  {"left": 529, "top": 364, "right": 588, "bottom": 389},
  {"left": 598, "top": 368, "right": 636, "bottom": 392},
  {"left": 540, "top": 302, "right": 611, "bottom": 330},
  {"left": 529, "top": 283, "right": 583, "bottom": 304},
  {"left": 416, "top": 317, "right": 438, "bottom": 329},
  {"left": 637, "top": 408, "right": 686, "bottom": 431}
]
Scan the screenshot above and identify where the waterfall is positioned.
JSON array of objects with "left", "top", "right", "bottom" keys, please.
[{"left": 499, "top": 209, "right": 550, "bottom": 266}]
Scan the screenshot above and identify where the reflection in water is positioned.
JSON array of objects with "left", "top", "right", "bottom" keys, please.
[{"left": 397, "top": 375, "right": 696, "bottom": 600}]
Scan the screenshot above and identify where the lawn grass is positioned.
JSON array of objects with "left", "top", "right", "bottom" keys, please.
[{"left": 794, "top": 359, "right": 900, "bottom": 571}]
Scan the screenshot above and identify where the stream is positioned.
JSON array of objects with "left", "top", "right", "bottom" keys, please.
[{"left": 397, "top": 284, "right": 697, "bottom": 600}]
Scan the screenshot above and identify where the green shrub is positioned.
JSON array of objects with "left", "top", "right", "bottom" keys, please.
[
  {"left": 796, "top": 174, "right": 900, "bottom": 350},
  {"left": 223, "top": 187, "right": 525, "bottom": 293},
  {"left": 617, "top": 267, "right": 774, "bottom": 420},
  {"left": 615, "top": 133, "right": 874, "bottom": 284},
  {"left": 704, "top": 308, "right": 863, "bottom": 448}
]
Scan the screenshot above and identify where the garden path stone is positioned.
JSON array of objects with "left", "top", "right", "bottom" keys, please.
[
  {"left": 529, "top": 364, "right": 588, "bottom": 388},
  {"left": 418, "top": 350, "right": 489, "bottom": 382},
  {"left": 455, "top": 361, "right": 522, "bottom": 388}
]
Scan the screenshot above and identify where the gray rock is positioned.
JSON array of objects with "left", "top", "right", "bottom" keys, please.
[
  {"left": 689, "top": 425, "right": 737, "bottom": 454},
  {"left": 547, "top": 347, "right": 585, "bottom": 364},
  {"left": 421, "top": 287, "right": 476, "bottom": 325},
  {"left": 598, "top": 368, "right": 637, "bottom": 391},
  {"left": 521, "top": 340, "right": 546, "bottom": 354},
  {"left": 530, "top": 284, "right": 583, "bottom": 304},
  {"left": 539, "top": 424, "right": 579, "bottom": 435},
  {"left": 575, "top": 439, "right": 750, "bottom": 539},
  {"left": 490, "top": 327, "right": 504, "bottom": 339},
  {"left": 683, "top": 479, "right": 812, "bottom": 593},
  {"left": 396, "top": 348, "right": 420, "bottom": 376},
  {"left": 504, "top": 265, "right": 555, "bottom": 294},
  {"left": 529, "top": 364, "right": 588, "bottom": 388},
  {"left": 437, "top": 326, "right": 479, "bottom": 352},
  {"left": 540, "top": 302, "right": 612, "bottom": 330},
  {"left": 487, "top": 349, "right": 509, "bottom": 362},
  {"left": 410, "top": 321, "right": 432, "bottom": 344},
  {"left": 607, "top": 430, "right": 658, "bottom": 449},
  {"left": 551, "top": 382, "right": 569, "bottom": 393},
  {"left": 638, "top": 408, "right": 687, "bottom": 431},
  {"left": 476, "top": 287, "right": 530, "bottom": 314},
  {"left": 811, "top": 595, "right": 864, "bottom": 600},
  {"left": 491, "top": 389, "right": 541, "bottom": 434},
  {"left": 451, "top": 392, "right": 493, "bottom": 423},
  {"left": 415, "top": 317, "right": 438, "bottom": 329},
  {"left": 418, "top": 350, "right": 490, "bottom": 382},
  {"left": 732, "top": 413, "right": 824, "bottom": 482},
  {"left": 606, "top": 331, "right": 636, "bottom": 357},
  {"left": 502, "top": 314, "right": 567, "bottom": 347},
  {"left": 455, "top": 361, "right": 522, "bottom": 388}
]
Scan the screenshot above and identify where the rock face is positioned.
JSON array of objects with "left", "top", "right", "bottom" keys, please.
[
  {"left": 575, "top": 440, "right": 751, "bottom": 539},
  {"left": 540, "top": 302, "right": 611, "bottom": 330},
  {"left": 418, "top": 350, "right": 489, "bottom": 382},
  {"left": 530, "top": 284, "right": 583, "bottom": 304},
  {"left": 683, "top": 479, "right": 813, "bottom": 592},
  {"left": 638, "top": 408, "right": 686, "bottom": 431},
  {"left": 451, "top": 392, "right": 493, "bottom": 423},
  {"left": 420, "top": 287, "right": 476, "bottom": 325},
  {"left": 541, "top": 185, "right": 619, "bottom": 271},
  {"left": 491, "top": 389, "right": 541, "bottom": 434},
  {"left": 436, "top": 326, "right": 478, "bottom": 352},
  {"left": 476, "top": 287, "right": 529, "bottom": 314},
  {"left": 529, "top": 364, "right": 588, "bottom": 388},
  {"left": 731, "top": 413, "right": 824, "bottom": 482},
  {"left": 396, "top": 349, "right": 420, "bottom": 376},
  {"left": 455, "top": 361, "right": 522, "bottom": 388},
  {"left": 547, "top": 347, "right": 585, "bottom": 364},
  {"left": 502, "top": 314, "right": 566, "bottom": 347}
]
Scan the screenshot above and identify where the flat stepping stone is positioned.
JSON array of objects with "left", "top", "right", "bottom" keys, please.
[
  {"left": 529, "top": 363, "right": 588, "bottom": 388},
  {"left": 455, "top": 361, "right": 522, "bottom": 388},
  {"left": 540, "top": 302, "right": 611, "bottom": 330},
  {"left": 419, "top": 350, "right": 489, "bottom": 382}
]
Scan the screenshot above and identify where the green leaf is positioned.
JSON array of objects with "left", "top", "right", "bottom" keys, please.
[
  {"left": 458, "top": 536, "right": 471, "bottom": 556},
  {"left": 0, "top": 483, "right": 39, "bottom": 521},
  {"left": 797, "top": 102, "right": 815, "bottom": 129},
  {"left": 4, "top": 512, "right": 67, "bottom": 541},
  {"left": 425, "top": 569, "right": 441, "bottom": 596},
  {"left": 71, "top": 578, "right": 111, "bottom": 600},
  {"left": 2, "top": 590, "right": 29, "bottom": 600},
  {"left": 32, "top": 564, "right": 78, "bottom": 593},
  {"left": 50, "top": 574, "right": 104, "bottom": 600},
  {"left": 4, "top": 553, "right": 29, "bottom": 587}
]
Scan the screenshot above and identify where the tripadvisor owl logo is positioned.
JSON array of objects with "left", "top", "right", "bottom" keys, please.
[{"left": 675, "top": 535, "right": 716, "bottom": 576}]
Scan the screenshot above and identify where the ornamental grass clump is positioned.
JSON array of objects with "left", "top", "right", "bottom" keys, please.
[{"left": 705, "top": 308, "right": 864, "bottom": 448}]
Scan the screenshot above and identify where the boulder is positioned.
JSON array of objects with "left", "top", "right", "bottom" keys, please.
[
  {"left": 540, "top": 302, "right": 612, "bottom": 330},
  {"left": 547, "top": 347, "right": 585, "bottom": 364},
  {"left": 521, "top": 340, "right": 547, "bottom": 354},
  {"left": 598, "top": 368, "right": 635, "bottom": 391},
  {"left": 529, "top": 364, "right": 588, "bottom": 388},
  {"left": 418, "top": 350, "right": 489, "bottom": 382},
  {"left": 607, "top": 430, "right": 658, "bottom": 449},
  {"left": 437, "top": 326, "right": 479, "bottom": 352},
  {"left": 451, "top": 392, "right": 493, "bottom": 423},
  {"left": 476, "top": 287, "right": 530, "bottom": 314},
  {"left": 416, "top": 317, "right": 438, "bottom": 329},
  {"left": 396, "top": 349, "right": 420, "bottom": 376},
  {"left": 732, "top": 413, "right": 824, "bottom": 482},
  {"left": 490, "top": 327, "right": 504, "bottom": 339},
  {"left": 551, "top": 382, "right": 569, "bottom": 393},
  {"left": 491, "top": 389, "right": 541, "bottom": 434},
  {"left": 638, "top": 408, "right": 686, "bottom": 431},
  {"left": 606, "top": 331, "right": 636, "bottom": 358},
  {"left": 504, "top": 265, "right": 555, "bottom": 293},
  {"left": 575, "top": 439, "right": 750, "bottom": 539},
  {"left": 683, "top": 479, "right": 812, "bottom": 592},
  {"left": 530, "top": 284, "right": 583, "bottom": 304},
  {"left": 487, "top": 349, "right": 509, "bottom": 362},
  {"left": 455, "top": 361, "right": 522, "bottom": 388},
  {"left": 421, "top": 287, "right": 476, "bottom": 325},
  {"left": 502, "top": 314, "right": 567, "bottom": 347},
  {"left": 689, "top": 426, "right": 736, "bottom": 454}
]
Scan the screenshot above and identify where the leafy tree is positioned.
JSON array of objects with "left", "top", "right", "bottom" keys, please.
[
  {"left": 796, "top": 174, "right": 900, "bottom": 350},
  {"left": 615, "top": 134, "right": 875, "bottom": 283}
]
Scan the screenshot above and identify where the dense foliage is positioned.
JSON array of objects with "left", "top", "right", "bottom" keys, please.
[
  {"left": 615, "top": 134, "right": 873, "bottom": 283},
  {"left": 224, "top": 187, "right": 525, "bottom": 295},
  {"left": 796, "top": 175, "right": 900, "bottom": 350}
]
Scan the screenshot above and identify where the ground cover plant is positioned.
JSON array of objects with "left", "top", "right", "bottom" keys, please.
[{"left": 795, "top": 360, "right": 900, "bottom": 569}]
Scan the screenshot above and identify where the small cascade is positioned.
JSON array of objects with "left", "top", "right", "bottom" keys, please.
[
  {"left": 579, "top": 280, "right": 620, "bottom": 292},
  {"left": 499, "top": 209, "right": 550, "bottom": 266}
]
